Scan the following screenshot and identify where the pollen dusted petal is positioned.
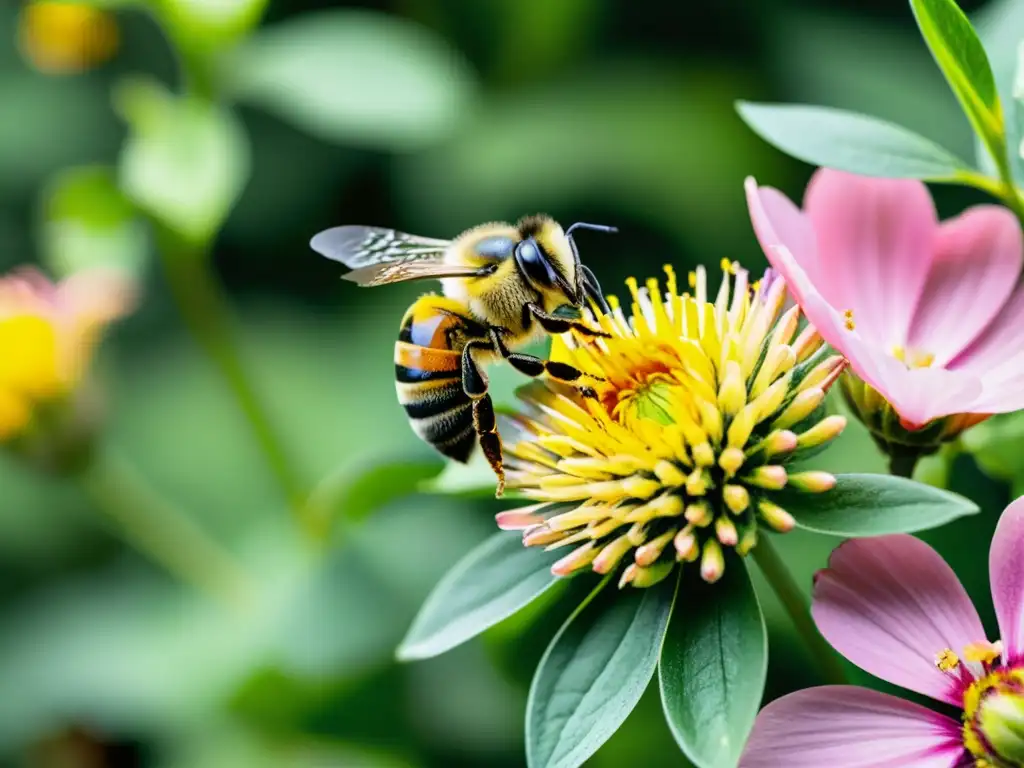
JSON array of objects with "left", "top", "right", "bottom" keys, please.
[{"left": 812, "top": 535, "right": 986, "bottom": 707}]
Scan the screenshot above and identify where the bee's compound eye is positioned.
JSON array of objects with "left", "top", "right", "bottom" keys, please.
[
  {"left": 515, "top": 238, "right": 557, "bottom": 289},
  {"left": 472, "top": 235, "right": 516, "bottom": 260}
]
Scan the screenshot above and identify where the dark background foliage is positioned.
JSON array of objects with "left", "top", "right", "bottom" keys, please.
[{"left": 0, "top": 0, "right": 1013, "bottom": 765}]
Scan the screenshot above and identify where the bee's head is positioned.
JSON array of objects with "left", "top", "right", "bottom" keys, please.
[
  {"left": 514, "top": 217, "right": 579, "bottom": 305},
  {"left": 514, "top": 216, "right": 616, "bottom": 312}
]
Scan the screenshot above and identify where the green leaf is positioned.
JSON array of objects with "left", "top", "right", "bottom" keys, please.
[
  {"left": 974, "top": 0, "right": 1024, "bottom": 182},
  {"left": 771, "top": 473, "right": 978, "bottom": 537},
  {"left": 397, "top": 532, "right": 561, "bottom": 661},
  {"left": 962, "top": 412, "right": 1024, "bottom": 482},
  {"left": 659, "top": 557, "right": 767, "bottom": 768},
  {"left": 526, "top": 575, "right": 677, "bottom": 768},
  {"left": 221, "top": 10, "right": 477, "bottom": 150},
  {"left": 40, "top": 165, "right": 148, "bottom": 278},
  {"left": 115, "top": 77, "right": 249, "bottom": 246},
  {"left": 305, "top": 456, "right": 444, "bottom": 535},
  {"left": 910, "top": 0, "right": 1006, "bottom": 173},
  {"left": 420, "top": 452, "right": 503, "bottom": 497},
  {"left": 736, "top": 102, "right": 971, "bottom": 179}
]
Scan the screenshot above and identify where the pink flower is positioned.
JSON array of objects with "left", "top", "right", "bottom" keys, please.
[
  {"left": 745, "top": 169, "right": 1024, "bottom": 430},
  {"left": 739, "top": 498, "right": 1024, "bottom": 767}
]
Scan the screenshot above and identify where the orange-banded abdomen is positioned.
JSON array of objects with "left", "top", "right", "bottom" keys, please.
[{"left": 394, "top": 295, "right": 487, "bottom": 462}]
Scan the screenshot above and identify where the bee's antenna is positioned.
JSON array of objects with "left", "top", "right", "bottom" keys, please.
[{"left": 566, "top": 222, "right": 618, "bottom": 236}]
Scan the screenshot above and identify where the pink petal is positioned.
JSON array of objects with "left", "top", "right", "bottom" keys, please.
[
  {"left": 991, "top": 497, "right": 1024, "bottom": 663},
  {"left": 813, "top": 536, "right": 985, "bottom": 707},
  {"left": 744, "top": 177, "right": 822, "bottom": 308},
  {"left": 739, "top": 686, "right": 966, "bottom": 768},
  {"left": 803, "top": 169, "right": 937, "bottom": 350},
  {"left": 795, "top": 289, "right": 981, "bottom": 427},
  {"left": 908, "top": 205, "right": 1023, "bottom": 367},
  {"left": 865, "top": 365, "right": 982, "bottom": 429},
  {"left": 950, "top": 286, "right": 1024, "bottom": 413}
]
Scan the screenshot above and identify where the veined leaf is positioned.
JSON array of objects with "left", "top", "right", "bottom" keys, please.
[
  {"left": 659, "top": 557, "right": 767, "bottom": 768},
  {"left": 397, "top": 532, "right": 560, "bottom": 661},
  {"left": 771, "top": 473, "right": 978, "bottom": 537},
  {"left": 974, "top": 0, "right": 1024, "bottom": 183},
  {"left": 737, "top": 102, "right": 971, "bottom": 179},
  {"left": 526, "top": 575, "right": 677, "bottom": 768},
  {"left": 910, "top": 0, "right": 1007, "bottom": 176}
]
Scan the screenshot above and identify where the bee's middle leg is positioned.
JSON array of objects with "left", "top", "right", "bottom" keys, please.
[
  {"left": 489, "top": 328, "right": 601, "bottom": 399},
  {"left": 461, "top": 339, "right": 505, "bottom": 495}
]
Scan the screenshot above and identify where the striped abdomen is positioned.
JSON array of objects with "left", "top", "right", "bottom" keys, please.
[{"left": 394, "top": 296, "right": 484, "bottom": 462}]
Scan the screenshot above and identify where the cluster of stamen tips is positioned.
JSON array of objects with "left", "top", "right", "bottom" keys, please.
[{"left": 497, "top": 262, "right": 848, "bottom": 587}]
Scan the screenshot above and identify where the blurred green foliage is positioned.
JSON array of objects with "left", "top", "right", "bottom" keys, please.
[{"left": 1, "top": 0, "right": 1020, "bottom": 766}]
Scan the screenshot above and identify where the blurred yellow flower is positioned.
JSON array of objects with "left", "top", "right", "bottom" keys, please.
[
  {"left": 0, "top": 268, "right": 134, "bottom": 442},
  {"left": 18, "top": 1, "right": 119, "bottom": 75}
]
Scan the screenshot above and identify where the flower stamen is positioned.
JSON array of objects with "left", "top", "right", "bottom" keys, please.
[{"left": 500, "top": 264, "right": 845, "bottom": 585}]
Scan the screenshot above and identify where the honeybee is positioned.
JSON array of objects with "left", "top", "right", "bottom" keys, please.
[{"left": 311, "top": 215, "right": 615, "bottom": 495}]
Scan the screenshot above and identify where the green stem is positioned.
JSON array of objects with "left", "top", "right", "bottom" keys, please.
[
  {"left": 978, "top": 126, "right": 1024, "bottom": 223},
  {"left": 888, "top": 452, "right": 919, "bottom": 479},
  {"left": 76, "top": 447, "right": 252, "bottom": 608},
  {"left": 157, "top": 240, "right": 311, "bottom": 531},
  {"left": 752, "top": 535, "right": 848, "bottom": 686}
]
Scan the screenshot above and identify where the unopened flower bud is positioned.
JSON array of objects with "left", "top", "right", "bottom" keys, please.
[
  {"left": 715, "top": 516, "right": 738, "bottom": 546},
  {"left": 551, "top": 543, "right": 598, "bottom": 576},
  {"left": 700, "top": 539, "right": 725, "bottom": 583},
  {"left": 772, "top": 388, "right": 825, "bottom": 430},
  {"left": 787, "top": 471, "right": 836, "bottom": 493},
  {"left": 796, "top": 415, "right": 846, "bottom": 450},
  {"left": 723, "top": 484, "right": 750, "bottom": 514},
  {"left": 745, "top": 465, "right": 787, "bottom": 490},
  {"left": 717, "top": 360, "right": 746, "bottom": 418},
  {"left": 758, "top": 500, "right": 795, "bottom": 533},
  {"left": 620, "top": 560, "right": 674, "bottom": 589}
]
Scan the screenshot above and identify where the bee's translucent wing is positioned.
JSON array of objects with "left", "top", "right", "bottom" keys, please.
[
  {"left": 310, "top": 225, "right": 451, "bottom": 269},
  {"left": 343, "top": 260, "right": 487, "bottom": 287}
]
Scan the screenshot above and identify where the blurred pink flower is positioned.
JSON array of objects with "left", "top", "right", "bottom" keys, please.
[
  {"left": 745, "top": 169, "right": 1024, "bottom": 431},
  {"left": 0, "top": 266, "right": 135, "bottom": 441},
  {"left": 740, "top": 498, "right": 1024, "bottom": 767}
]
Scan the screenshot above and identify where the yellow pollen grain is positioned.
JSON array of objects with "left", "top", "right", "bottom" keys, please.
[
  {"left": 935, "top": 648, "right": 960, "bottom": 672},
  {"left": 963, "top": 642, "right": 1001, "bottom": 665},
  {"left": 843, "top": 308, "right": 855, "bottom": 331}
]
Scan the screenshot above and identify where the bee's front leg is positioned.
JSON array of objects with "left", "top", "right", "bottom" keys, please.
[{"left": 524, "top": 302, "right": 610, "bottom": 338}]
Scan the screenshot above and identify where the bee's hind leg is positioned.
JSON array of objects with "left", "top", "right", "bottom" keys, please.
[
  {"left": 472, "top": 395, "right": 505, "bottom": 496},
  {"left": 461, "top": 339, "right": 505, "bottom": 496}
]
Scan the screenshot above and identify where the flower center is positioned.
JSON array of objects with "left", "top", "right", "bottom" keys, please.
[
  {"left": 619, "top": 377, "right": 677, "bottom": 427},
  {"left": 499, "top": 265, "right": 848, "bottom": 586},
  {"left": 962, "top": 665, "right": 1024, "bottom": 767},
  {"left": 891, "top": 344, "right": 935, "bottom": 369}
]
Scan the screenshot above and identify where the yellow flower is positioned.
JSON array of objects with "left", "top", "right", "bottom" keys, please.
[
  {"left": 0, "top": 267, "right": 134, "bottom": 443},
  {"left": 498, "top": 264, "right": 846, "bottom": 586},
  {"left": 18, "top": 1, "right": 119, "bottom": 75}
]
